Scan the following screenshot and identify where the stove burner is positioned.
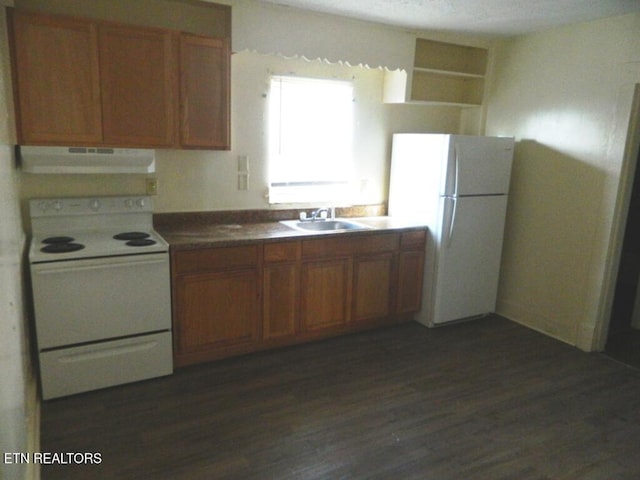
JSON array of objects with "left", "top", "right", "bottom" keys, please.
[
  {"left": 125, "top": 239, "right": 157, "bottom": 247},
  {"left": 41, "top": 243, "right": 85, "bottom": 254},
  {"left": 42, "top": 236, "right": 75, "bottom": 244},
  {"left": 114, "top": 232, "right": 150, "bottom": 241}
]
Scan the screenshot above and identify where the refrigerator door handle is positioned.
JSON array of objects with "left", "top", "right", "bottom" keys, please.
[
  {"left": 453, "top": 145, "right": 460, "bottom": 197},
  {"left": 448, "top": 196, "right": 458, "bottom": 248},
  {"left": 443, "top": 196, "right": 458, "bottom": 248},
  {"left": 443, "top": 143, "right": 460, "bottom": 247},
  {"left": 444, "top": 144, "right": 458, "bottom": 196}
]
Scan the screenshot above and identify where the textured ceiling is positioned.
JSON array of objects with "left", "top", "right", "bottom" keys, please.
[{"left": 254, "top": 0, "right": 640, "bottom": 36}]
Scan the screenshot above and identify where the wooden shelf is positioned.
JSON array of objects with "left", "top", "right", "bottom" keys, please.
[
  {"left": 383, "top": 38, "right": 488, "bottom": 107},
  {"left": 413, "top": 38, "right": 487, "bottom": 76},
  {"left": 410, "top": 70, "right": 484, "bottom": 106},
  {"left": 413, "top": 66, "right": 484, "bottom": 79}
]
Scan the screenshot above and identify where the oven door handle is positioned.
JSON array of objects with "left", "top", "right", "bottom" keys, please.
[
  {"left": 32, "top": 254, "right": 168, "bottom": 274},
  {"left": 55, "top": 338, "right": 163, "bottom": 362}
]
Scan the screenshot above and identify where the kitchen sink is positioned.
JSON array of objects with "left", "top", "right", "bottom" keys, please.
[{"left": 280, "top": 219, "right": 372, "bottom": 232}]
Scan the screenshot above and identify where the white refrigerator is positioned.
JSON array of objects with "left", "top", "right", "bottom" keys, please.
[{"left": 389, "top": 134, "right": 514, "bottom": 326}]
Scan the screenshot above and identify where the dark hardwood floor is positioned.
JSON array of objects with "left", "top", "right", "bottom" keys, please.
[
  {"left": 41, "top": 316, "right": 640, "bottom": 479},
  {"left": 605, "top": 328, "right": 640, "bottom": 370}
]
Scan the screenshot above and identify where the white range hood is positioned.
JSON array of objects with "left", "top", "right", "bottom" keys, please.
[{"left": 19, "top": 146, "right": 156, "bottom": 174}]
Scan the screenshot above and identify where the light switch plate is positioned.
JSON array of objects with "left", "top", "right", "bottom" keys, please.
[
  {"left": 237, "top": 155, "right": 249, "bottom": 173},
  {"left": 237, "top": 173, "right": 249, "bottom": 191},
  {"left": 146, "top": 178, "right": 158, "bottom": 195}
]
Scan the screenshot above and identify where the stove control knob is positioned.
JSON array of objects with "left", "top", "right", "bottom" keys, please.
[
  {"left": 52, "top": 200, "right": 63, "bottom": 212},
  {"left": 37, "top": 200, "right": 49, "bottom": 212},
  {"left": 89, "top": 199, "right": 101, "bottom": 211},
  {"left": 124, "top": 199, "right": 134, "bottom": 208},
  {"left": 136, "top": 198, "right": 145, "bottom": 208}
]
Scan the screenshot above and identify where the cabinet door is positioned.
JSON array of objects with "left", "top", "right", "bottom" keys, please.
[
  {"left": 9, "top": 10, "right": 102, "bottom": 144},
  {"left": 263, "top": 263, "right": 298, "bottom": 339},
  {"left": 99, "top": 24, "right": 176, "bottom": 146},
  {"left": 263, "top": 241, "right": 300, "bottom": 339},
  {"left": 179, "top": 34, "right": 230, "bottom": 149},
  {"left": 175, "top": 269, "right": 259, "bottom": 354},
  {"left": 396, "top": 250, "right": 425, "bottom": 314},
  {"left": 352, "top": 253, "right": 393, "bottom": 322},
  {"left": 301, "top": 259, "right": 351, "bottom": 331}
]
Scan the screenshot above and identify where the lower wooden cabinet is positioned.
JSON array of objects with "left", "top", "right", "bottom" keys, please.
[
  {"left": 171, "top": 245, "right": 260, "bottom": 366},
  {"left": 301, "top": 233, "right": 399, "bottom": 330},
  {"left": 352, "top": 253, "right": 393, "bottom": 322},
  {"left": 176, "top": 269, "right": 259, "bottom": 350},
  {"left": 396, "top": 231, "right": 427, "bottom": 314},
  {"left": 263, "top": 263, "right": 298, "bottom": 338},
  {"left": 263, "top": 242, "right": 300, "bottom": 339},
  {"left": 301, "top": 258, "right": 351, "bottom": 331},
  {"left": 397, "top": 250, "right": 425, "bottom": 314},
  {"left": 171, "top": 229, "right": 427, "bottom": 366}
]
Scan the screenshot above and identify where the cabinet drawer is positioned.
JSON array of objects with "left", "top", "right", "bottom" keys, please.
[
  {"left": 302, "top": 233, "right": 399, "bottom": 258},
  {"left": 174, "top": 245, "right": 258, "bottom": 274},
  {"left": 400, "top": 230, "right": 427, "bottom": 250},
  {"left": 264, "top": 241, "right": 301, "bottom": 262},
  {"left": 40, "top": 331, "right": 172, "bottom": 400}
]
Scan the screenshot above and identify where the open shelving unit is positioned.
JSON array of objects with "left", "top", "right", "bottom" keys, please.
[{"left": 384, "top": 38, "right": 488, "bottom": 107}]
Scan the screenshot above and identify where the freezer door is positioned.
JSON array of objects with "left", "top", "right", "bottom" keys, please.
[
  {"left": 445, "top": 136, "right": 514, "bottom": 196},
  {"left": 431, "top": 195, "right": 508, "bottom": 324},
  {"left": 389, "top": 133, "right": 445, "bottom": 222}
]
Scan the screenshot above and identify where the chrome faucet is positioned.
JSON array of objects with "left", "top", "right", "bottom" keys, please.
[{"left": 310, "top": 207, "right": 335, "bottom": 221}]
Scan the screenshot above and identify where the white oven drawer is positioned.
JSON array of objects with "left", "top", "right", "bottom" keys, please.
[
  {"left": 31, "top": 253, "right": 171, "bottom": 349},
  {"left": 40, "top": 331, "right": 173, "bottom": 399}
]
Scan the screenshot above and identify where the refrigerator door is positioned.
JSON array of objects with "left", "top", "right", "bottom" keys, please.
[
  {"left": 444, "top": 136, "right": 514, "bottom": 196},
  {"left": 389, "top": 133, "right": 445, "bottom": 222},
  {"left": 431, "top": 194, "right": 508, "bottom": 324}
]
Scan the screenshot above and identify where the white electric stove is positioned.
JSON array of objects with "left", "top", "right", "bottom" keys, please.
[{"left": 29, "top": 196, "right": 173, "bottom": 399}]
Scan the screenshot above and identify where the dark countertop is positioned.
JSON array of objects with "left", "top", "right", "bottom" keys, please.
[{"left": 157, "top": 216, "right": 428, "bottom": 250}]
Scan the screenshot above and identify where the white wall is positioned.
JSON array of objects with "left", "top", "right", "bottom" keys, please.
[
  {"left": 0, "top": 147, "right": 33, "bottom": 480},
  {"left": 230, "top": 0, "right": 415, "bottom": 71},
  {"left": 0, "top": 2, "right": 39, "bottom": 479},
  {"left": 485, "top": 13, "right": 640, "bottom": 350}
]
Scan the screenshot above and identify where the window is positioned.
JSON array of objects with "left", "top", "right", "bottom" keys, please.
[{"left": 268, "top": 75, "right": 354, "bottom": 204}]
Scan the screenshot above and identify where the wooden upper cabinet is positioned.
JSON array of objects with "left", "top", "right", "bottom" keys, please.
[
  {"left": 9, "top": 9, "right": 102, "bottom": 144},
  {"left": 179, "top": 34, "right": 230, "bottom": 149},
  {"left": 99, "top": 25, "right": 176, "bottom": 147},
  {"left": 8, "top": 8, "right": 231, "bottom": 149}
]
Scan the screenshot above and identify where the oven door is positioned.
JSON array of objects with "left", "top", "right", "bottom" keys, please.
[{"left": 31, "top": 253, "right": 171, "bottom": 349}]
